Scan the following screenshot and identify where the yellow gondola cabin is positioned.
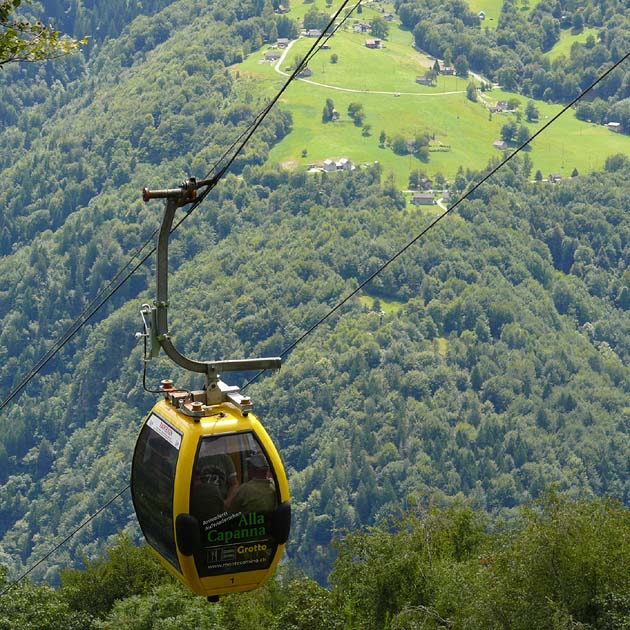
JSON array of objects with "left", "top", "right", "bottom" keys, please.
[{"left": 131, "top": 389, "right": 290, "bottom": 598}]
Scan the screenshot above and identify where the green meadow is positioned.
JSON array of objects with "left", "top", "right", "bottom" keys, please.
[
  {"left": 467, "top": 0, "right": 504, "bottom": 26},
  {"left": 485, "top": 87, "right": 630, "bottom": 176},
  {"left": 544, "top": 27, "right": 600, "bottom": 62},
  {"left": 467, "top": 0, "right": 534, "bottom": 27},
  {"left": 235, "top": 1, "right": 630, "bottom": 186},
  {"left": 359, "top": 295, "right": 404, "bottom": 313}
]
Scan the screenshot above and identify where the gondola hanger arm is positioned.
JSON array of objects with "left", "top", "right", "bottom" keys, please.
[{"left": 141, "top": 178, "right": 281, "bottom": 397}]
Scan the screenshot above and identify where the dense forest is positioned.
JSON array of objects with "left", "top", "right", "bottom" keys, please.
[
  {"left": 2, "top": 495, "right": 630, "bottom": 628},
  {"left": 0, "top": 0, "right": 628, "bottom": 619}
]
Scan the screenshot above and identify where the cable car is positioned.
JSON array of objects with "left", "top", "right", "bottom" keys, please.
[
  {"left": 131, "top": 179, "right": 290, "bottom": 598},
  {"left": 131, "top": 382, "right": 291, "bottom": 598}
]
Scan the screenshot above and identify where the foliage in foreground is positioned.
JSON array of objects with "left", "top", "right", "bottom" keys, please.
[
  {"left": 0, "top": 0, "right": 85, "bottom": 67},
  {"left": 1, "top": 494, "right": 630, "bottom": 629}
]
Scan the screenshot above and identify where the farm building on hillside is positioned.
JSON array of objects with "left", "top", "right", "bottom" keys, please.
[
  {"left": 410, "top": 192, "right": 435, "bottom": 205},
  {"left": 336, "top": 157, "right": 354, "bottom": 171},
  {"left": 318, "top": 158, "right": 355, "bottom": 173}
]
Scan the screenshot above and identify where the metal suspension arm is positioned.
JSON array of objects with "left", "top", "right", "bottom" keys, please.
[{"left": 142, "top": 179, "right": 281, "bottom": 386}]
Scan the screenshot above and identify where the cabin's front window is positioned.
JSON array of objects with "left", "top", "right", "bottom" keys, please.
[{"left": 190, "top": 432, "right": 279, "bottom": 577}]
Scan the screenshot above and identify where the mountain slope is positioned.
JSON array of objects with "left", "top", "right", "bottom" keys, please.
[{"left": 0, "top": 0, "right": 628, "bottom": 585}]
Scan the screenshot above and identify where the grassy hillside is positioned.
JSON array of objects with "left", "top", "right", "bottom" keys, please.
[
  {"left": 545, "top": 26, "right": 600, "bottom": 62},
  {"left": 467, "top": 0, "right": 536, "bottom": 28},
  {"left": 236, "top": 2, "right": 630, "bottom": 186}
]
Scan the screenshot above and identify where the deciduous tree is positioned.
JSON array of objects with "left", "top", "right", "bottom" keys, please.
[
  {"left": 370, "top": 15, "right": 389, "bottom": 39},
  {"left": 525, "top": 99, "right": 539, "bottom": 122},
  {"left": 466, "top": 82, "right": 477, "bottom": 101},
  {"left": 322, "top": 97, "right": 335, "bottom": 123},
  {"left": 0, "top": 0, "right": 85, "bottom": 67}
]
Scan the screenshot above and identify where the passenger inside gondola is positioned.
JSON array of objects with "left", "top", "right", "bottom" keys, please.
[
  {"left": 229, "top": 452, "right": 277, "bottom": 515},
  {"left": 190, "top": 437, "right": 239, "bottom": 521}
]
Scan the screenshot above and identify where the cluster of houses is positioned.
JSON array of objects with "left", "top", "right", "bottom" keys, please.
[
  {"left": 307, "top": 158, "right": 355, "bottom": 173},
  {"left": 488, "top": 100, "right": 509, "bottom": 114},
  {"left": 323, "top": 157, "right": 355, "bottom": 172},
  {"left": 353, "top": 22, "right": 371, "bottom": 33},
  {"left": 410, "top": 190, "right": 452, "bottom": 205},
  {"left": 263, "top": 13, "right": 398, "bottom": 62},
  {"left": 352, "top": 14, "right": 394, "bottom": 33},
  {"left": 408, "top": 174, "right": 450, "bottom": 206},
  {"left": 301, "top": 160, "right": 453, "bottom": 208},
  {"left": 263, "top": 34, "right": 330, "bottom": 64},
  {"left": 351, "top": 25, "right": 384, "bottom": 48},
  {"left": 415, "top": 66, "right": 455, "bottom": 84}
]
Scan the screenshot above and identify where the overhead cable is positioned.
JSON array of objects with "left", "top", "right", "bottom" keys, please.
[
  {"left": 243, "top": 49, "right": 630, "bottom": 388},
  {"left": 0, "top": 0, "right": 357, "bottom": 414},
  {"left": 0, "top": 0, "right": 359, "bottom": 591},
  {"left": 0, "top": 484, "right": 130, "bottom": 597},
  {"left": 3, "top": 1, "right": 628, "bottom": 597}
]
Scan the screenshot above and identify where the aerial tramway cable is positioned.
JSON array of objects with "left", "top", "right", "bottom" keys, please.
[
  {"left": 0, "top": 0, "right": 359, "bottom": 416},
  {"left": 243, "top": 49, "right": 630, "bottom": 389},
  {"left": 1, "top": 3, "right": 629, "bottom": 597}
]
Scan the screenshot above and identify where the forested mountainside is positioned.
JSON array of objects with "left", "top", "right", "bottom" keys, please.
[{"left": 0, "top": 0, "right": 628, "bottom": 595}]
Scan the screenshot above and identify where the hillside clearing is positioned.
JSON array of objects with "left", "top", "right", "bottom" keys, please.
[{"left": 234, "top": 1, "right": 630, "bottom": 187}]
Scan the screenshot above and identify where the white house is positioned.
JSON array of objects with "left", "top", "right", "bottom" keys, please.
[{"left": 336, "top": 157, "right": 354, "bottom": 171}]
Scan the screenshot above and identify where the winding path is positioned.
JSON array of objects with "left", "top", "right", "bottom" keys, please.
[{"left": 272, "top": 39, "right": 466, "bottom": 97}]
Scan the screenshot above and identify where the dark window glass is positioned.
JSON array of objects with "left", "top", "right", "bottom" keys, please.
[
  {"left": 190, "top": 432, "right": 279, "bottom": 577},
  {"left": 131, "top": 413, "right": 182, "bottom": 571}
]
